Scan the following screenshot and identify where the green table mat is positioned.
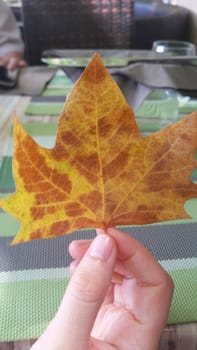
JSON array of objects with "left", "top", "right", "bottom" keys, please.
[
  {"left": 25, "top": 102, "right": 64, "bottom": 115},
  {"left": 0, "top": 221, "right": 196, "bottom": 341},
  {"left": 42, "top": 69, "right": 74, "bottom": 96},
  {"left": 25, "top": 70, "right": 73, "bottom": 115}
]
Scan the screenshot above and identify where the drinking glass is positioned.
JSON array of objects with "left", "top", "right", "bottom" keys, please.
[
  {"left": 145, "top": 40, "right": 196, "bottom": 128},
  {"left": 152, "top": 40, "right": 196, "bottom": 56}
]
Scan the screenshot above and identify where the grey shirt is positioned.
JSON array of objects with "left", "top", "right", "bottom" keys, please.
[{"left": 0, "top": 0, "right": 24, "bottom": 56}]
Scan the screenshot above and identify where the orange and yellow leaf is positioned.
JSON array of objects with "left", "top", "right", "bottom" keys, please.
[{"left": 0, "top": 53, "right": 197, "bottom": 244}]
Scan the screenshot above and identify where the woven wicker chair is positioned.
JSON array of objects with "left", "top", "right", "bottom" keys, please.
[{"left": 21, "top": 0, "right": 134, "bottom": 65}]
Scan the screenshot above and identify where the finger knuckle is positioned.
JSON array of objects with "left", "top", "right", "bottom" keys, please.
[{"left": 71, "top": 269, "right": 105, "bottom": 304}]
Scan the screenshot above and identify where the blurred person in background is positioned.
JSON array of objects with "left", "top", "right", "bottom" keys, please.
[{"left": 0, "top": 0, "right": 26, "bottom": 70}]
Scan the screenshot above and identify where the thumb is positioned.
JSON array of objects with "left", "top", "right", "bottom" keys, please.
[{"left": 33, "top": 234, "right": 117, "bottom": 350}]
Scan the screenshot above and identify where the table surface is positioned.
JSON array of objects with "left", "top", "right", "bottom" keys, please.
[{"left": 0, "top": 75, "right": 196, "bottom": 350}]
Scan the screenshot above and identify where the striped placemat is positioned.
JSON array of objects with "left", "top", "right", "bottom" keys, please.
[{"left": 25, "top": 70, "right": 73, "bottom": 116}]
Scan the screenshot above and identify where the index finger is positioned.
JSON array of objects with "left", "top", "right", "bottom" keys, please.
[{"left": 105, "top": 227, "right": 172, "bottom": 286}]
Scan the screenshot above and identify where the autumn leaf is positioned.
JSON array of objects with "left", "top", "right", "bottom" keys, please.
[{"left": 0, "top": 53, "right": 197, "bottom": 245}]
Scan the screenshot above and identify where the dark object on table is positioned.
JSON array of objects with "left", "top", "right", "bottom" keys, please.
[
  {"left": 21, "top": 0, "right": 134, "bottom": 65},
  {"left": 14, "top": 1, "right": 190, "bottom": 65},
  {"left": 134, "top": 1, "right": 190, "bottom": 49},
  {"left": 0, "top": 66, "right": 18, "bottom": 88}
]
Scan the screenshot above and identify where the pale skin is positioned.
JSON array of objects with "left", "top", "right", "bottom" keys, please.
[
  {"left": 31, "top": 227, "right": 174, "bottom": 350},
  {"left": 0, "top": 51, "right": 26, "bottom": 70}
]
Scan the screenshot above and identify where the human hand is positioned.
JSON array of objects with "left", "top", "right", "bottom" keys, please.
[
  {"left": 31, "top": 228, "right": 174, "bottom": 350},
  {"left": 0, "top": 51, "right": 27, "bottom": 70}
]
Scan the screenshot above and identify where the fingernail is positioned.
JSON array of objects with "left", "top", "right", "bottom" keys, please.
[
  {"left": 89, "top": 234, "right": 113, "bottom": 261},
  {"left": 70, "top": 239, "right": 91, "bottom": 247},
  {"left": 96, "top": 228, "right": 106, "bottom": 235},
  {"left": 70, "top": 260, "right": 77, "bottom": 275}
]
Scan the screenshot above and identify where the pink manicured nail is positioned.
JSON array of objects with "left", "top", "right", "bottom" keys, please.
[
  {"left": 89, "top": 234, "right": 113, "bottom": 260},
  {"left": 96, "top": 228, "right": 106, "bottom": 235},
  {"left": 70, "top": 239, "right": 91, "bottom": 246}
]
